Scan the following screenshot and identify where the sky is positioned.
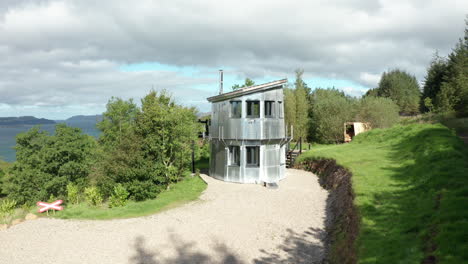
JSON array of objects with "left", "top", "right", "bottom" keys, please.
[{"left": 0, "top": 0, "right": 466, "bottom": 119}]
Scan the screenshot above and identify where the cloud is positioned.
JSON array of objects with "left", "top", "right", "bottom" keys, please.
[{"left": 0, "top": 0, "right": 466, "bottom": 118}]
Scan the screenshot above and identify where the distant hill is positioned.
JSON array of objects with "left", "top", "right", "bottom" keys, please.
[
  {"left": 65, "top": 115, "right": 103, "bottom": 123},
  {"left": 0, "top": 116, "right": 56, "bottom": 125}
]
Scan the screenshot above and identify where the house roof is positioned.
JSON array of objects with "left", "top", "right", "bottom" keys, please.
[{"left": 207, "top": 79, "right": 288, "bottom": 103}]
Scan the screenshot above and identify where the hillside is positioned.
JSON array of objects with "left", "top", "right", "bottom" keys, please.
[
  {"left": 0, "top": 116, "right": 55, "bottom": 125},
  {"left": 297, "top": 124, "right": 468, "bottom": 263},
  {"left": 65, "top": 115, "right": 103, "bottom": 123}
]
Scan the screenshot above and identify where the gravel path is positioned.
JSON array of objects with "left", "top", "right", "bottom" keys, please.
[{"left": 0, "top": 169, "right": 328, "bottom": 264}]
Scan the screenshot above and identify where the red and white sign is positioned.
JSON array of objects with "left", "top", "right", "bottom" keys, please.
[{"left": 37, "top": 200, "right": 63, "bottom": 213}]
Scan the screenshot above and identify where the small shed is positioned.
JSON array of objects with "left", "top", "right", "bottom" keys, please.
[
  {"left": 207, "top": 78, "right": 289, "bottom": 183},
  {"left": 344, "top": 122, "right": 371, "bottom": 142}
]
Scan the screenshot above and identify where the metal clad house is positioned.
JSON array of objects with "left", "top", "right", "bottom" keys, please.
[{"left": 207, "top": 78, "right": 289, "bottom": 183}]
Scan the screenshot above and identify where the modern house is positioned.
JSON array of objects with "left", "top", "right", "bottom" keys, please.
[{"left": 207, "top": 77, "right": 289, "bottom": 183}]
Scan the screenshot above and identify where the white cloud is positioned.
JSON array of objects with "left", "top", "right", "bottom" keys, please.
[{"left": 0, "top": 0, "right": 466, "bottom": 118}]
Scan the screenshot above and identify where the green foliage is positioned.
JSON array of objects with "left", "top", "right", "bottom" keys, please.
[
  {"left": 294, "top": 69, "right": 309, "bottom": 140},
  {"left": 4, "top": 124, "right": 96, "bottom": 205},
  {"left": 0, "top": 199, "right": 17, "bottom": 217},
  {"left": 376, "top": 69, "right": 421, "bottom": 115},
  {"left": 54, "top": 175, "right": 207, "bottom": 220},
  {"left": 84, "top": 186, "right": 103, "bottom": 206},
  {"left": 423, "top": 97, "right": 434, "bottom": 112},
  {"left": 308, "top": 88, "right": 355, "bottom": 143},
  {"left": 66, "top": 183, "right": 80, "bottom": 205},
  {"left": 108, "top": 184, "right": 129, "bottom": 208},
  {"left": 298, "top": 124, "right": 468, "bottom": 263},
  {"left": 96, "top": 97, "right": 138, "bottom": 150},
  {"left": 356, "top": 96, "right": 400, "bottom": 128},
  {"left": 232, "top": 78, "right": 255, "bottom": 90},
  {"left": 283, "top": 69, "right": 310, "bottom": 141},
  {"left": 422, "top": 53, "right": 448, "bottom": 112},
  {"left": 364, "top": 88, "right": 378, "bottom": 97},
  {"left": 435, "top": 38, "right": 468, "bottom": 116},
  {"left": 422, "top": 18, "right": 468, "bottom": 117},
  {"left": 96, "top": 91, "right": 201, "bottom": 201},
  {"left": 284, "top": 87, "right": 296, "bottom": 129}
]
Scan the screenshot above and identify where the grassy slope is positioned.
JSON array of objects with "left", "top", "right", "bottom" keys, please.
[
  {"left": 297, "top": 124, "right": 468, "bottom": 264},
  {"left": 54, "top": 175, "right": 207, "bottom": 220}
]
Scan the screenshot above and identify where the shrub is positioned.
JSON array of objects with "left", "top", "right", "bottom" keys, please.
[
  {"left": 0, "top": 199, "right": 17, "bottom": 217},
  {"left": 356, "top": 97, "right": 400, "bottom": 128},
  {"left": 308, "top": 88, "right": 356, "bottom": 143},
  {"left": 96, "top": 91, "right": 201, "bottom": 202},
  {"left": 66, "top": 183, "right": 80, "bottom": 205},
  {"left": 108, "top": 184, "right": 129, "bottom": 208},
  {"left": 84, "top": 186, "right": 103, "bottom": 206},
  {"left": 4, "top": 124, "right": 96, "bottom": 205}
]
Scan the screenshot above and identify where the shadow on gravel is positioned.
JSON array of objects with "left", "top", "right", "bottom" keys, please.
[
  {"left": 129, "top": 226, "right": 326, "bottom": 264},
  {"left": 129, "top": 235, "right": 241, "bottom": 264},
  {"left": 254, "top": 227, "right": 326, "bottom": 264}
]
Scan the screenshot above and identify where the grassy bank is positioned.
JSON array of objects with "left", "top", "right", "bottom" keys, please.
[
  {"left": 297, "top": 124, "right": 468, "bottom": 263},
  {"left": 54, "top": 175, "right": 207, "bottom": 220}
]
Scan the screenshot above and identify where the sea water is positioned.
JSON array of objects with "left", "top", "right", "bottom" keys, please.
[{"left": 0, "top": 122, "right": 100, "bottom": 162}]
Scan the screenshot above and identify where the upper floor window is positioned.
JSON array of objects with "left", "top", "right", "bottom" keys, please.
[
  {"left": 264, "top": 101, "right": 275, "bottom": 118},
  {"left": 246, "top": 101, "right": 260, "bottom": 118},
  {"left": 230, "top": 101, "right": 242, "bottom": 118},
  {"left": 278, "top": 101, "right": 284, "bottom": 118}
]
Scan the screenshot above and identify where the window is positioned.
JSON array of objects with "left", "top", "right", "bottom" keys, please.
[
  {"left": 230, "top": 101, "right": 242, "bottom": 118},
  {"left": 246, "top": 146, "right": 260, "bottom": 166},
  {"left": 228, "top": 146, "right": 240, "bottom": 166},
  {"left": 264, "top": 101, "right": 275, "bottom": 118},
  {"left": 278, "top": 101, "right": 283, "bottom": 118},
  {"left": 246, "top": 101, "right": 260, "bottom": 118}
]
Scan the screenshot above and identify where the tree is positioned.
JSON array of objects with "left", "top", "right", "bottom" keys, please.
[
  {"left": 421, "top": 52, "right": 448, "bottom": 112},
  {"left": 356, "top": 97, "right": 400, "bottom": 128},
  {"left": 284, "top": 86, "right": 296, "bottom": 135},
  {"left": 364, "top": 88, "right": 379, "bottom": 97},
  {"left": 96, "top": 91, "right": 201, "bottom": 201},
  {"left": 308, "top": 88, "right": 355, "bottom": 143},
  {"left": 435, "top": 20, "right": 468, "bottom": 116},
  {"left": 96, "top": 97, "right": 138, "bottom": 149},
  {"left": 376, "top": 69, "right": 421, "bottom": 115},
  {"left": 232, "top": 78, "right": 255, "bottom": 90},
  {"left": 4, "top": 125, "right": 96, "bottom": 205},
  {"left": 294, "top": 69, "right": 309, "bottom": 140}
]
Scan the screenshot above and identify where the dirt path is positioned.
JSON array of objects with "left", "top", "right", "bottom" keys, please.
[{"left": 0, "top": 169, "right": 328, "bottom": 264}]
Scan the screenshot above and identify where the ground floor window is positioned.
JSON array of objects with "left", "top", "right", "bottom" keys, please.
[
  {"left": 228, "top": 146, "right": 240, "bottom": 166},
  {"left": 246, "top": 146, "right": 260, "bottom": 166}
]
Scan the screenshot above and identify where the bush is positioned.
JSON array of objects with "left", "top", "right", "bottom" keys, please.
[
  {"left": 0, "top": 199, "right": 17, "bottom": 217},
  {"left": 66, "top": 183, "right": 80, "bottom": 205},
  {"left": 84, "top": 186, "right": 103, "bottom": 206},
  {"left": 108, "top": 184, "right": 129, "bottom": 208},
  {"left": 95, "top": 91, "right": 201, "bottom": 202},
  {"left": 308, "top": 88, "right": 355, "bottom": 143},
  {"left": 356, "top": 97, "right": 400, "bottom": 128},
  {"left": 4, "top": 124, "right": 96, "bottom": 205}
]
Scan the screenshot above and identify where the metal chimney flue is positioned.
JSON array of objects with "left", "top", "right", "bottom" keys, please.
[{"left": 219, "top": 69, "right": 223, "bottom": 95}]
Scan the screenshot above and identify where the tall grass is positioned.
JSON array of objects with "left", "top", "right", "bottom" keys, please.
[{"left": 297, "top": 124, "right": 468, "bottom": 263}]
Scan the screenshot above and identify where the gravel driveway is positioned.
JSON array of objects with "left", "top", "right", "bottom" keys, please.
[{"left": 0, "top": 169, "right": 328, "bottom": 264}]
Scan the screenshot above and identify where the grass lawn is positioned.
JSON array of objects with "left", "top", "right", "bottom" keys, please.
[
  {"left": 297, "top": 124, "right": 468, "bottom": 264},
  {"left": 53, "top": 175, "right": 207, "bottom": 220}
]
